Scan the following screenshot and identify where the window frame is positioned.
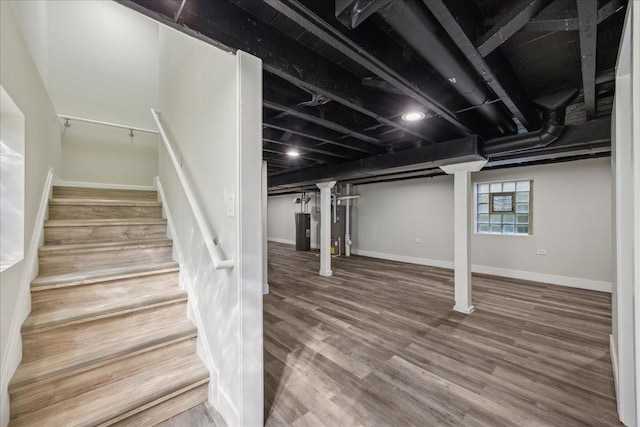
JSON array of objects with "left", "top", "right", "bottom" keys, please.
[{"left": 474, "top": 179, "right": 533, "bottom": 236}]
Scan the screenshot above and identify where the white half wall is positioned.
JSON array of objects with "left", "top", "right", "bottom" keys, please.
[
  {"left": 0, "top": 3, "right": 62, "bottom": 425},
  {"left": 611, "top": 3, "right": 638, "bottom": 425},
  {"left": 158, "top": 25, "right": 262, "bottom": 427},
  {"left": 267, "top": 158, "right": 612, "bottom": 292}
]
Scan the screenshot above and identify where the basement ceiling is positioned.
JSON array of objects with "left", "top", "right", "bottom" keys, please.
[{"left": 119, "top": 0, "right": 625, "bottom": 193}]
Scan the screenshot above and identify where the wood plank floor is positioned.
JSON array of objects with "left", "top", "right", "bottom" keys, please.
[{"left": 264, "top": 242, "right": 620, "bottom": 427}]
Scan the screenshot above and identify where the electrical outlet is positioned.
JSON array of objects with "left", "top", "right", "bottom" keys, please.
[
  {"left": 536, "top": 249, "right": 547, "bottom": 255},
  {"left": 415, "top": 238, "right": 422, "bottom": 244}
]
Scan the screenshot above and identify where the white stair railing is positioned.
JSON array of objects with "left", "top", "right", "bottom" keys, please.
[
  {"left": 58, "top": 114, "right": 158, "bottom": 136},
  {"left": 151, "top": 108, "right": 234, "bottom": 270}
]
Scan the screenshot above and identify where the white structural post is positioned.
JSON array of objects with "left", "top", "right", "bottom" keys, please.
[
  {"left": 440, "top": 160, "right": 487, "bottom": 314},
  {"left": 262, "top": 161, "right": 269, "bottom": 295},
  {"left": 316, "top": 181, "right": 336, "bottom": 276}
]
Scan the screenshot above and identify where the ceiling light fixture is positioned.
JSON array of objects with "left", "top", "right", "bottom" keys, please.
[
  {"left": 286, "top": 149, "right": 300, "bottom": 157},
  {"left": 401, "top": 111, "right": 426, "bottom": 122}
]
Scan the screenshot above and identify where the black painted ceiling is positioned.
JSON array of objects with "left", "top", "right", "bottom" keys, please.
[{"left": 119, "top": 0, "right": 626, "bottom": 193}]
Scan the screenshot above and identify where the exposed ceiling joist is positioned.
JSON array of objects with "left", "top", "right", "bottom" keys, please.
[
  {"left": 263, "top": 142, "right": 337, "bottom": 163},
  {"left": 256, "top": 0, "right": 476, "bottom": 137},
  {"left": 263, "top": 100, "right": 380, "bottom": 144},
  {"left": 269, "top": 135, "right": 483, "bottom": 189},
  {"left": 577, "top": 0, "right": 598, "bottom": 120},
  {"left": 263, "top": 136, "right": 354, "bottom": 160},
  {"left": 423, "top": 0, "right": 541, "bottom": 131},
  {"left": 477, "top": 0, "right": 553, "bottom": 57},
  {"left": 262, "top": 120, "right": 384, "bottom": 155},
  {"left": 522, "top": 0, "right": 626, "bottom": 32}
]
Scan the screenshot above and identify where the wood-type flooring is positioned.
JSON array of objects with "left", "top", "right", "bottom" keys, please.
[{"left": 264, "top": 242, "right": 620, "bottom": 427}]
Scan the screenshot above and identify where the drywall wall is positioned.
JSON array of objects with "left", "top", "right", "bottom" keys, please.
[
  {"left": 352, "top": 175, "right": 455, "bottom": 267},
  {"left": 158, "top": 26, "right": 263, "bottom": 427},
  {"left": 268, "top": 194, "right": 321, "bottom": 248},
  {"left": 267, "top": 158, "right": 612, "bottom": 291},
  {"left": 611, "top": 3, "right": 638, "bottom": 424},
  {"left": 60, "top": 123, "right": 158, "bottom": 187},
  {"left": 471, "top": 158, "right": 611, "bottom": 289},
  {"left": 9, "top": 0, "right": 159, "bottom": 187},
  {"left": 0, "top": 3, "right": 62, "bottom": 425}
]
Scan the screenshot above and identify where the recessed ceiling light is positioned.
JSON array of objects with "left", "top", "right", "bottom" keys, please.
[
  {"left": 401, "top": 111, "right": 426, "bottom": 122},
  {"left": 286, "top": 149, "right": 300, "bottom": 157}
]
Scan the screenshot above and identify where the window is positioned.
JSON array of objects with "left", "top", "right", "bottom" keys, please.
[
  {"left": 476, "top": 180, "right": 532, "bottom": 235},
  {"left": 1, "top": 86, "right": 25, "bottom": 272}
]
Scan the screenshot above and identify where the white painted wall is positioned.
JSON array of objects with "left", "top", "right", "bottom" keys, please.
[
  {"left": 0, "top": 3, "right": 62, "bottom": 425},
  {"left": 267, "top": 158, "right": 612, "bottom": 292},
  {"left": 157, "top": 26, "right": 263, "bottom": 427},
  {"left": 9, "top": 0, "right": 160, "bottom": 187},
  {"left": 611, "top": 3, "right": 638, "bottom": 425}
]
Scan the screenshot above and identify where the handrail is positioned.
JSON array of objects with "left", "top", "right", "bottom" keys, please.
[
  {"left": 58, "top": 114, "right": 159, "bottom": 134},
  {"left": 150, "top": 108, "right": 234, "bottom": 270}
]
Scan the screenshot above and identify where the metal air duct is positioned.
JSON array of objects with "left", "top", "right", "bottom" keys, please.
[
  {"left": 483, "top": 88, "right": 579, "bottom": 156},
  {"left": 337, "top": 0, "right": 518, "bottom": 136}
]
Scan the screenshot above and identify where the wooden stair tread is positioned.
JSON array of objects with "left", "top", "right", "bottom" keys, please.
[
  {"left": 31, "top": 262, "right": 180, "bottom": 290},
  {"left": 9, "top": 340, "right": 208, "bottom": 427},
  {"left": 49, "top": 198, "right": 162, "bottom": 207},
  {"left": 39, "top": 239, "right": 173, "bottom": 254},
  {"left": 24, "top": 271, "right": 184, "bottom": 331},
  {"left": 52, "top": 186, "right": 158, "bottom": 202},
  {"left": 45, "top": 218, "right": 167, "bottom": 227},
  {"left": 10, "top": 302, "right": 195, "bottom": 389}
]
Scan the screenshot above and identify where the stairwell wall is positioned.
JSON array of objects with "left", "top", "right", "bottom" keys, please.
[
  {"left": 157, "top": 26, "right": 263, "bottom": 427},
  {"left": 0, "top": 3, "right": 62, "bottom": 426},
  {"left": 9, "top": 0, "right": 160, "bottom": 188}
]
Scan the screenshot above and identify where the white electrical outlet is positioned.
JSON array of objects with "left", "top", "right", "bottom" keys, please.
[
  {"left": 536, "top": 249, "right": 548, "bottom": 255},
  {"left": 415, "top": 238, "right": 422, "bottom": 244}
]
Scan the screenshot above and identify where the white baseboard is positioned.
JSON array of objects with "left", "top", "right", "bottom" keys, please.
[
  {"left": 346, "top": 248, "right": 612, "bottom": 293},
  {"left": 267, "top": 237, "right": 295, "bottom": 245},
  {"left": 1, "top": 168, "right": 54, "bottom": 427},
  {"left": 471, "top": 265, "right": 612, "bottom": 293},
  {"left": 52, "top": 179, "right": 156, "bottom": 191},
  {"left": 267, "top": 237, "right": 319, "bottom": 249},
  {"left": 263, "top": 283, "right": 270, "bottom": 295},
  {"left": 350, "top": 248, "right": 454, "bottom": 270},
  {"left": 610, "top": 334, "right": 619, "bottom": 403},
  {"left": 217, "top": 388, "right": 239, "bottom": 427}
]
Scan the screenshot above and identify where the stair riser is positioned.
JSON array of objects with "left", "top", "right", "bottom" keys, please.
[
  {"left": 53, "top": 187, "right": 158, "bottom": 201},
  {"left": 45, "top": 224, "right": 167, "bottom": 244},
  {"left": 39, "top": 245, "right": 173, "bottom": 276},
  {"left": 49, "top": 204, "right": 162, "bottom": 220}
]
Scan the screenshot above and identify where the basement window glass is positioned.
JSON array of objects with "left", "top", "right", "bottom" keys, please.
[{"left": 476, "top": 180, "right": 532, "bottom": 235}]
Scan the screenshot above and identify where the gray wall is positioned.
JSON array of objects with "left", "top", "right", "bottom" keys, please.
[{"left": 268, "top": 157, "right": 612, "bottom": 291}]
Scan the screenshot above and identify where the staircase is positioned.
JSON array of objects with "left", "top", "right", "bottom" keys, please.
[{"left": 8, "top": 186, "right": 209, "bottom": 426}]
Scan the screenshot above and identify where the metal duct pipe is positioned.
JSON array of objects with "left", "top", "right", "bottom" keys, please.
[
  {"left": 375, "top": 0, "right": 517, "bottom": 135},
  {"left": 484, "top": 88, "right": 579, "bottom": 156}
]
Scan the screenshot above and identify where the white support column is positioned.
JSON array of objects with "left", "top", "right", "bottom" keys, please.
[
  {"left": 316, "top": 181, "right": 336, "bottom": 276},
  {"left": 262, "top": 161, "right": 269, "bottom": 295},
  {"left": 440, "top": 160, "right": 487, "bottom": 314}
]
